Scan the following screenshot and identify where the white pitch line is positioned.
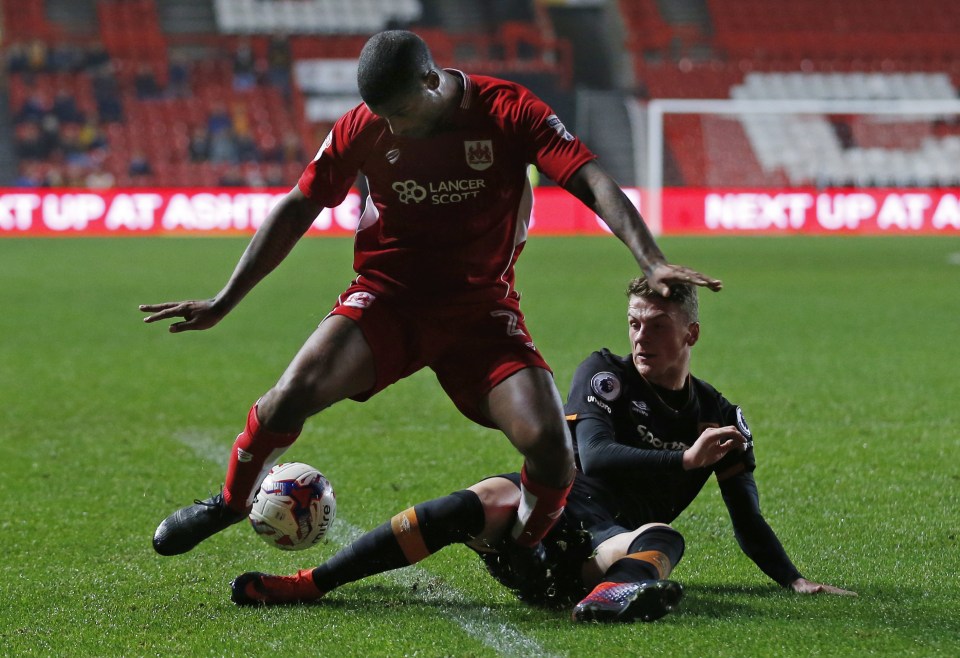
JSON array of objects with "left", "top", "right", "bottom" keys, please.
[
  {"left": 948, "top": 252, "right": 960, "bottom": 265},
  {"left": 172, "top": 430, "right": 560, "bottom": 658}
]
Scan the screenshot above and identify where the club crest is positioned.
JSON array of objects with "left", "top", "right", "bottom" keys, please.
[{"left": 464, "top": 140, "right": 493, "bottom": 171}]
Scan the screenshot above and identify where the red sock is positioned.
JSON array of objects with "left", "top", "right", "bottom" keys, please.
[
  {"left": 222, "top": 404, "right": 301, "bottom": 512},
  {"left": 511, "top": 465, "right": 572, "bottom": 547}
]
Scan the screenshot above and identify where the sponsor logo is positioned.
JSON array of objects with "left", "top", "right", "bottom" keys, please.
[
  {"left": 392, "top": 179, "right": 427, "bottom": 204},
  {"left": 546, "top": 114, "right": 574, "bottom": 141},
  {"left": 343, "top": 291, "right": 375, "bottom": 308},
  {"left": 428, "top": 178, "right": 485, "bottom": 204},
  {"left": 590, "top": 371, "right": 622, "bottom": 401},
  {"left": 390, "top": 178, "right": 486, "bottom": 205},
  {"left": 464, "top": 140, "right": 493, "bottom": 170},
  {"left": 386, "top": 148, "right": 400, "bottom": 164},
  {"left": 631, "top": 400, "right": 650, "bottom": 416},
  {"left": 636, "top": 424, "right": 689, "bottom": 450},
  {"left": 236, "top": 448, "right": 253, "bottom": 463},
  {"left": 735, "top": 406, "right": 752, "bottom": 439},
  {"left": 586, "top": 395, "right": 612, "bottom": 414}
]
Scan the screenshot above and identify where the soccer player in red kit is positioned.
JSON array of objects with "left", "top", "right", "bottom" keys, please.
[{"left": 141, "top": 30, "right": 722, "bottom": 560}]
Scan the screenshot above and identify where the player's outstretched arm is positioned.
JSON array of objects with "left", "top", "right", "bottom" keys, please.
[
  {"left": 140, "top": 187, "right": 321, "bottom": 333},
  {"left": 790, "top": 577, "right": 858, "bottom": 596},
  {"left": 562, "top": 161, "right": 722, "bottom": 294}
]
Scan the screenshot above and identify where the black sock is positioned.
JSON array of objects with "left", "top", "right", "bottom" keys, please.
[
  {"left": 603, "top": 525, "right": 685, "bottom": 584},
  {"left": 311, "top": 490, "right": 484, "bottom": 592}
]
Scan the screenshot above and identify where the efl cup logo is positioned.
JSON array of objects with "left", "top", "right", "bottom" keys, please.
[
  {"left": 546, "top": 115, "right": 574, "bottom": 141},
  {"left": 343, "top": 291, "right": 375, "bottom": 309}
]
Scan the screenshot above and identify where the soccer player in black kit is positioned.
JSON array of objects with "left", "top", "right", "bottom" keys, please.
[{"left": 231, "top": 277, "right": 856, "bottom": 621}]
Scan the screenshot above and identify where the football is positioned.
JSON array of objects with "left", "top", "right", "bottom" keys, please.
[{"left": 248, "top": 462, "right": 336, "bottom": 551}]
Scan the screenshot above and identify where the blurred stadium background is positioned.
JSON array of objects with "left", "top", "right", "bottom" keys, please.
[{"left": 2, "top": 0, "right": 960, "bottom": 235}]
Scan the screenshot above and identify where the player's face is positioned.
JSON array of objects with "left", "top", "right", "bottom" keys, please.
[
  {"left": 627, "top": 295, "right": 699, "bottom": 389},
  {"left": 369, "top": 76, "right": 448, "bottom": 138}
]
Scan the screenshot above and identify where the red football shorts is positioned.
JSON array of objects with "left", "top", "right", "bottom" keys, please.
[{"left": 327, "top": 282, "right": 551, "bottom": 427}]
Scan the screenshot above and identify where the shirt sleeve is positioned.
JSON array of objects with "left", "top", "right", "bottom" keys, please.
[
  {"left": 513, "top": 88, "right": 596, "bottom": 186},
  {"left": 575, "top": 415, "right": 685, "bottom": 477},
  {"left": 564, "top": 352, "right": 619, "bottom": 421},
  {"left": 713, "top": 400, "right": 757, "bottom": 476},
  {"left": 719, "top": 470, "right": 803, "bottom": 587},
  {"left": 297, "top": 105, "right": 368, "bottom": 208}
]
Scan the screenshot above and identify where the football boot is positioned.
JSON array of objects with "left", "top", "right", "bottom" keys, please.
[
  {"left": 572, "top": 579, "right": 683, "bottom": 623},
  {"left": 231, "top": 570, "right": 324, "bottom": 606},
  {"left": 153, "top": 491, "right": 246, "bottom": 556}
]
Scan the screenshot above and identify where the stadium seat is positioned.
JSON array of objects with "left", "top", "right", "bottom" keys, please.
[{"left": 724, "top": 71, "right": 960, "bottom": 186}]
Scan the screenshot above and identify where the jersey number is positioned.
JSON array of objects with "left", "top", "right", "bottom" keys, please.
[{"left": 490, "top": 310, "right": 526, "bottom": 337}]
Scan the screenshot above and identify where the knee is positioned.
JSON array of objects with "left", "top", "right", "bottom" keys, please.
[
  {"left": 260, "top": 372, "right": 332, "bottom": 429},
  {"left": 632, "top": 523, "right": 685, "bottom": 564},
  {"left": 510, "top": 415, "right": 572, "bottom": 457},
  {"left": 637, "top": 522, "right": 675, "bottom": 535},
  {"left": 467, "top": 477, "right": 521, "bottom": 544}
]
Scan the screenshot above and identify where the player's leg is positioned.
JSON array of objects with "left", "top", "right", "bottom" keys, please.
[
  {"left": 231, "top": 478, "right": 515, "bottom": 605},
  {"left": 223, "top": 314, "right": 376, "bottom": 509},
  {"left": 573, "top": 523, "right": 685, "bottom": 623},
  {"left": 481, "top": 367, "right": 575, "bottom": 547},
  {"left": 464, "top": 475, "right": 522, "bottom": 547},
  {"left": 153, "top": 316, "right": 376, "bottom": 556}
]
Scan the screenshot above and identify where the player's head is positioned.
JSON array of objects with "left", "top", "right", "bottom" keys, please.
[
  {"left": 625, "top": 277, "right": 700, "bottom": 388},
  {"left": 357, "top": 30, "right": 451, "bottom": 138}
]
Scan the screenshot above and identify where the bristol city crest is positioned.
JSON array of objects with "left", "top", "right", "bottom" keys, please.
[{"left": 464, "top": 140, "right": 493, "bottom": 171}]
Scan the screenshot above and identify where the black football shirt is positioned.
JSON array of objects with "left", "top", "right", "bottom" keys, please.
[{"left": 565, "top": 348, "right": 756, "bottom": 528}]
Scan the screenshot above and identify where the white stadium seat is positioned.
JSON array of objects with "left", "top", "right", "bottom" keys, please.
[{"left": 726, "top": 72, "right": 959, "bottom": 187}]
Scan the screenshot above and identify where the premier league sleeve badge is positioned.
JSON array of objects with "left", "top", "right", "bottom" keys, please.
[{"left": 590, "top": 371, "right": 622, "bottom": 402}]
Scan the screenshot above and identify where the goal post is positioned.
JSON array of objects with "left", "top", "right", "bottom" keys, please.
[{"left": 641, "top": 98, "right": 960, "bottom": 231}]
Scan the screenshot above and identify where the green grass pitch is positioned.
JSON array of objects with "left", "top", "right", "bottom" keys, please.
[{"left": 1, "top": 235, "right": 958, "bottom": 657}]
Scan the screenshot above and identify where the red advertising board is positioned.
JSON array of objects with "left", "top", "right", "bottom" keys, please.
[
  {"left": 2, "top": 187, "right": 958, "bottom": 236},
  {"left": 663, "top": 188, "right": 960, "bottom": 234}
]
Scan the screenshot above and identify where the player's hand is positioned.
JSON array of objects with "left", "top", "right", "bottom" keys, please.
[
  {"left": 648, "top": 262, "right": 723, "bottom": 294},
  {"left": 790, "top": 577, "right": 858, "bottom": 597},
  {"left": 139, "top": 298, "right": 227, "bottom": 333},
  {"left": 682, "top": 425, "right": 749, "bottom": 470}
]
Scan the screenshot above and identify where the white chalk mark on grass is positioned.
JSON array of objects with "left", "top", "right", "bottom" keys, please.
[{"left": 171, "top": 431, "right": 560, "bottom": 658}]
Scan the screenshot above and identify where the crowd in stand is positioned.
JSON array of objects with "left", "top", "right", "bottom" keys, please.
[
  {"left": 7, "top": 36, "right": 301, "bottom": 189},
  {"left": 9, "top": 39, "right": 120, "bottom": 187}
]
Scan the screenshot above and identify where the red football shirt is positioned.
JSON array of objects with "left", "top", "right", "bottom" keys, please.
[{"left": 298, "top": 71, "right": 596, "bottom": 302}]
